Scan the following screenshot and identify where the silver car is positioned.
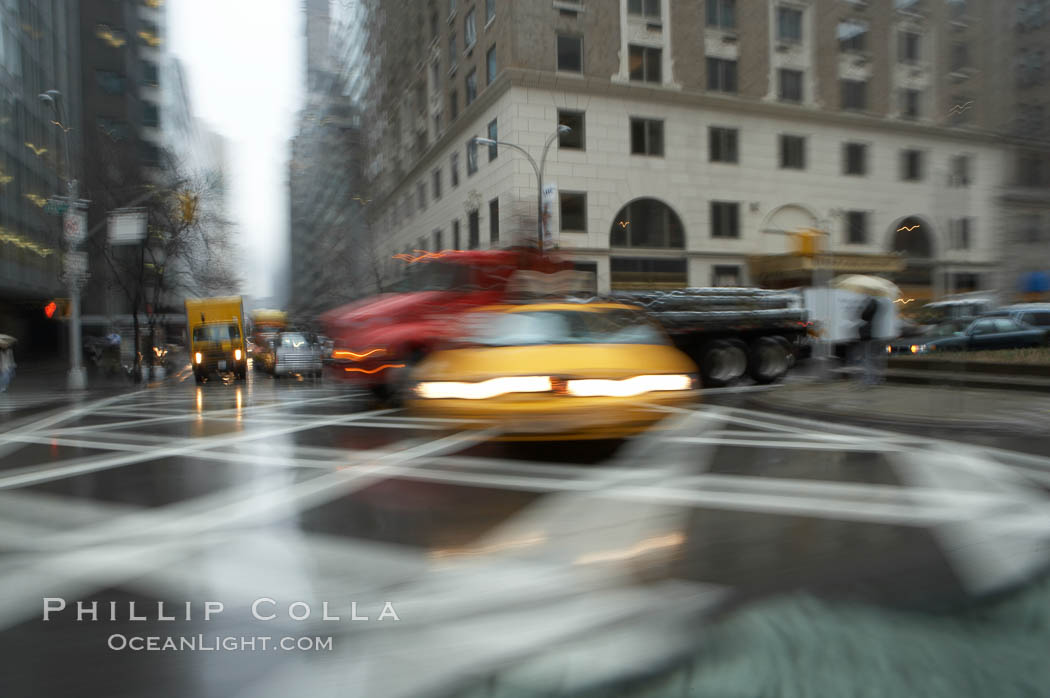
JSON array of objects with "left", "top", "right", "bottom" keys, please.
[{"left": 268, "top": 332, "right": 322, "bottom": 378}]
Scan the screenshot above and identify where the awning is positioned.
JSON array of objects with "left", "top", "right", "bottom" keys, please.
[{"left": 1019, "top": 271, "right": 1050, "bottom": 293}]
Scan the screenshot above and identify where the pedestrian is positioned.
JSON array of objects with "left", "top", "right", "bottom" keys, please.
[
  {"left": 854, "top": 296, "right": 882, "bottom": 386},
  {"left": 0, "top": 343, "right": 15, "bottom": 393}
]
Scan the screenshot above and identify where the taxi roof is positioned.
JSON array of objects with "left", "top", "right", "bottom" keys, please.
[{"left": 470, "top": 301, "right": 640, "bottom": 314}]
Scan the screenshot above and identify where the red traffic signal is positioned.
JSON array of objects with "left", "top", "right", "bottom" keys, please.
[{"left": 44, "top": 301, "right": 57, "bottom": 319}]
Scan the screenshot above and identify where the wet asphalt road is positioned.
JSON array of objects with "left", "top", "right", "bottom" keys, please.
[{"left": 0, "top": 368, "right": 1048, "bottom": 697}]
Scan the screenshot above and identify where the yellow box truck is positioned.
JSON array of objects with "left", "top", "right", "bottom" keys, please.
[{"left": 185, "top": 296, "right": 247, "bottom": 383}]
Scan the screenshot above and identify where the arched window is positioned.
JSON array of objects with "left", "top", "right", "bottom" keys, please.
[
  {"left": 610, "top": 198, "right": 685, "bottom": 248},
  {"left": 892, "top": 216, "right": 932, "bottom": 258}
]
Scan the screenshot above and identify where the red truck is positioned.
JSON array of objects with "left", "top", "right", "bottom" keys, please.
[{"left": 320, "top": 247, "right": 571, "bottom": 402}]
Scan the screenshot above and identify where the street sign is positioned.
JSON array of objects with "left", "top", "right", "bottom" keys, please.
[
  {"left": 541, "top": 182, "right": 557, "bottom": 250},
  {"left": 44, "top": 197, "right": 69, "bottom": 216},
  {"left": 63, "top": 209, "right": 86, "bottom": 245},
  {"left": 108, "top": 208, "right": 148, "bottom": 244},
  {"left": 62, "top": 250, "right": 89, "bottom": 288}
]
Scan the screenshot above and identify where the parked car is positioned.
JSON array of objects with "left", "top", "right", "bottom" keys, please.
[
  {"left": 258, "top": 331, "right": 323, "bottom": 378},
  {"left": 991, "top": 303, "right": 1050, "bottom": 329},
  {"left": 887, "top": 315, "right": 1048, "bottom": 354}
]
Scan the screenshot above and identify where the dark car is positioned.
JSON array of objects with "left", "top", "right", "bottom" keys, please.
[{"left": 888, "top": 315, "right": 1048, "bottom": 355}]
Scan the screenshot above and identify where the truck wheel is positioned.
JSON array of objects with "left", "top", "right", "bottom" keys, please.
[
  {"left": 725, "top": 340, "right": 749, "bottom": 383},
  {"left": 194, "top": 372, "right": 205, "bottom": 385},
  {"left": 748, "top": 337, "right": 791, "bottom": 384},
  {"left": 699, "top": 340, "right": 740, "bottom": 388},
  {"left": 771, "top": 336, "right": 797, "bottom": 368}
]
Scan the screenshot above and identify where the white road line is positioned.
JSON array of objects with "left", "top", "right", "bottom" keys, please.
[
  {"left": 43, "top": 391, "right": 363, "bottom": 436},
  {"left": 0, "top": 407, "right": 398, "bottom": 490}
]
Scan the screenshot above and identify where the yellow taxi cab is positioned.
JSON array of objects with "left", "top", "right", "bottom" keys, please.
[{"left": 407, "top": 301, "right": 699, "bottom": 440}]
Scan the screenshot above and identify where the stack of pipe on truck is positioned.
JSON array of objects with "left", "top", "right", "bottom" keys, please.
[{"left": 609, "top": 287, "right": 809, "bottom": 387}]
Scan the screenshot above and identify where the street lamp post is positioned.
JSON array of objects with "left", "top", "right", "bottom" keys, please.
[
  {"left": 40, "top": 90, "right": 88, "bottom": 390},
  {"left": 473, "top": 125, "right": 570, "bottom": 250}
]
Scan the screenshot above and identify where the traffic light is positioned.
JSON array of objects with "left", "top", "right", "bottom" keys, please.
[
  {"left": 45, "top": 299, "right": 70, "bottom": 319},
  {"left": 177, "top": 191, "right": 198, "bottom": 224}
]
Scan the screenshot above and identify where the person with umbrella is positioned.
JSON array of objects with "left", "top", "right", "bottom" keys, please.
[
  {"left": 0, "top": 334, "right": 16, "bottom": 393},
  {"left": 831, "top": 275, "right": 897, "bottom": 387}
]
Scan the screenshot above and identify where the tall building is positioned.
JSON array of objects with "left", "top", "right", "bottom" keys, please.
[
  {"left": 998, "top": 0, "right": 1050, "bottom": 300},
  {"left": 77, "top": 0, "right": 169, "bottom": 321},
  {"left": 359, "top": 0, "right": 1023, "bottom": 302},
  {"left": 288, "top": 0, "right": 372, "bottom": 319},
  {"left": 0, "top": 0, "right": 80, "bottom": 355}
]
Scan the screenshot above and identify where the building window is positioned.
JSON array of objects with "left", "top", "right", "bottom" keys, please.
[
  {"left": 779, "top": 135, "right": 805, "bottom": 169},
  {"left": 450, "top": 0, "right": 456, "bottom": 16},
  {"left": 778, "top": 69, "right": 803, "bottom": 102},
  {"left": 486, "top": 0, "right": 495, "bottom": 24},
  {"left": 486, "top": 45, "right": 497, "bottom": 84},
  {"left": 141, "top": 61, "right": 159, "bottom": 86},
  {"left": 431, "top": 11, "right": 439, "bottom": 39},
  {"left": 560, "top": 192, "right": 587, "bottom": 231},
  {"left": 776, "top": 6, "right": 803, "bottom": 42},
  {"left": 629, "top": 45, "right": 662, "bottom": 83},
  {"left": 489, "top": 198, "right": 499, "bottom": 243},
  {"left": 611, "top": 258, "right": 688, "bottom": 290},
  {"left": 901, "top": 149, "right": 924, "bottom": 181},
  {"left": 468, "top": 210, "right": 480, "bottom": 248},
  {"left": 838, "top": 20, "right": 867, "bottom": 53},
  {"left": 487, "top": 119, "right": 498, "bottom": 160},
  {"left": 465, "top": 8, "right": 477, "bottom": 50},
  {"left": 899, "top": 31, "right": 920, "bottom": 63},
  {"left": 627, "top": 0, "right": 660, "bottom": 19},
  {"left": 710, "top": 202, "right": 740, "bottom": 238},
  {"left": 417, "top": 181, "right": 426, "bottom": 211},
  {"left": 452, "top": 219, "right": 461, "bottom": 248},
  {"left": 950, "top": 42, "right": 970, "bottom": 72},
  {"left": 142, "top": 101, "right": 160, "bottom": 127},
  {"left": 97, "top": 116, "right": 130, "bottom": 141},
  {"left": 949, "top": 218, "right": 972, "bottom": 250},
  {"left": 465, "top": 69, "right": 477, "bottom": 105},
  {"left": 432, "top": 168, "right": 442, "bottom": 200},
  {"left": 557, "top": 34, "right": 582, "bottom": 72},
  {"left": 630, "top": 118, "right": 664, "bottom": 156},
  {"left": 449, "top": 153, "right": 460, "bottom": 187},
  {"left": 141, "top": 141, "right": 161, "bottom": 167},
  {"left": 901, "top": 89, "right": 921, "bottom": 119},
  {"left": 707, "top": 0, "right": 736, "bottom": 29},
  {"left": 96, "top": 70, "right": 127, "bottom": 95},
  {"left": 713, "top": 265, "right": 741, "bottom": 287},
  {"left": 433, "top": 228, "right": 444, "bottom": 251},
  {"left": 1018, "top": 153, "right": 1047, "bottom": 187},
  {"left": 846, "top": 211, "right": 868, "bottom": 244},
  {"left": 841, "top": 79, "right": 867, "bottom": 111},
  {"left": 450, "top": 89, "right": 459, "bottom": 120},
  {"left": 558, "top": 110, "right": 585, "bottom": 149},
  {"left": 706, "top": 57, "right": 738, "bottom": 93},
  {"left": 709, "top": 127, "right": 738, "bottom": 163},
  {"left": 949, "top": 155, "right": 971, "bottom": 186},
  {"left": 610, "top": 199, "right": 685, "bottom": 248},
  {"left": 466, "top": 138, "right": 478, "bottom": 175},
  {"left": 843, "top": 142, "right": 867, "bottom": 175},
  {"left": 449, "top": 32, "right": 457, "bottom": 67}
]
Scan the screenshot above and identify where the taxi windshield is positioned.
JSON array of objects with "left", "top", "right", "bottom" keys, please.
[
  {"left": 464, "top": 309, "right": 667, "bottom": 346},
  {"left": 192, "top": 323, "right": 241, "bottom": 342}
]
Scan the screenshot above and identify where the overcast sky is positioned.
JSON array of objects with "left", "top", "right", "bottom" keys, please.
[{"left": 168, "top": 1, "right": 304, "bottom": 303}]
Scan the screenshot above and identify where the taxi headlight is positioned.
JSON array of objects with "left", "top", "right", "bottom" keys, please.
[
  {"left": 194, "top": 352, "right": 202, "bottom": 364},
  {"left": 566, "top": 374, "right": 693, "bottom": 398},
  {"left": 416, "top": 376, "right": 552, "bottom": 400},
  {"left": 234, "top": 349, "right": 242, "bottom": 361}
]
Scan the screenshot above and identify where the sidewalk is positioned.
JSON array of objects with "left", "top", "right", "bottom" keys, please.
[{"left": 750, "top": 380, "right": 1050, "bottom": 432}]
